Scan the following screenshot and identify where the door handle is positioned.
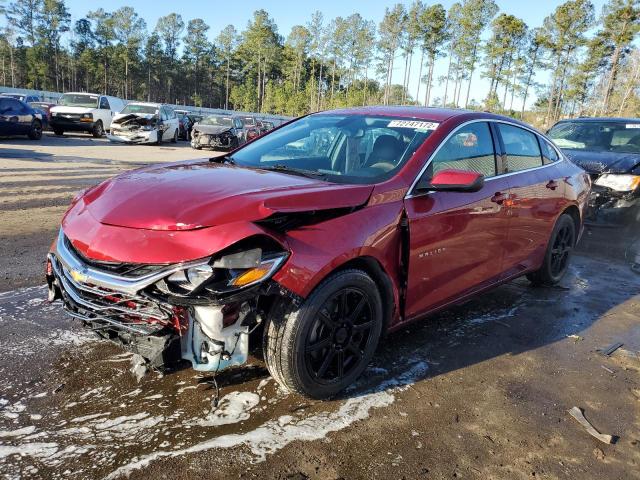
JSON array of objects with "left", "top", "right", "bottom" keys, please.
[
  {"left": 546, "top": 180, "right": 558, "bottom": 190},
  {"left": 491, "top": 192, "right": 507, "bottom": 204}
]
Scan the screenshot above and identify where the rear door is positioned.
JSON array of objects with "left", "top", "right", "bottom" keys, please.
[
  {"left": 494, "top": 122, "right": 564, "bottom": 276},
  {"left": 403, "top": 121, "right": 511, "bottom": 320}
]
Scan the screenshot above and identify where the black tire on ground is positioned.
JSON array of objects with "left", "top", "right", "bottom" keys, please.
[
  {"left": 527, "top": 213, "right": 576, "bottom": 286},
  {"left": 28, "top": 120, "right": 42, "bottom": 140},
  {"left": 92, "top": 120, "right": 104, "bottom": 138},
  {"left": 53, "top": 127, "right": 64, "bottom": 136},
  {"left": 263, "top": 269, "right": 383, "bottom": 399},
  {"left": 171, "top": 128, "right": 178, "bottom": 143}
]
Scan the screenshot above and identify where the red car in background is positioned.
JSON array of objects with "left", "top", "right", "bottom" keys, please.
[{"left": 46, "top": 107, "right": 590, "bottom": 398}]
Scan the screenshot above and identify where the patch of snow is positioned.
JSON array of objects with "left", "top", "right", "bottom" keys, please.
[
  {"left": 187, "top": 392, "right": 260, "bottom": 428},
  {"left": 0, "top": 426, "right": 37, "bottom": 438},
  {"left": 105, "top": 361, "right": 428, "bottom": 479}
]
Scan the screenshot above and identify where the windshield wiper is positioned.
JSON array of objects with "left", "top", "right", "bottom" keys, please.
[
  {"left": 209, "top": 155, "right": 236, "bottom": 165},
  {"left": 259, "top": 164, "right": 328, "bottom": 180}
]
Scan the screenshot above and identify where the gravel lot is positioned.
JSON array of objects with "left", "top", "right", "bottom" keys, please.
[{"left": 0, "top": 134, "right": 639, "bottom": 479}]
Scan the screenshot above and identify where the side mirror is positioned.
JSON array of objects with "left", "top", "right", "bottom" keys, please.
[{"left": 416, "top": 169, "right": 485, "bottom": 193}]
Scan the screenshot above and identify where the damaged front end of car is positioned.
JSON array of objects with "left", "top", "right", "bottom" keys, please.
[
  {"left": 584, "top": 172, "right": 640, "bottom": 226},
  {"left": 46, "top": 229, "right": 292, "bottom": 372},
  {"left": 191, "top": 125, "right": 237, "bottom": 150},
  {"left": 108, "top": 113, "right": 159, "bottom": 144}
]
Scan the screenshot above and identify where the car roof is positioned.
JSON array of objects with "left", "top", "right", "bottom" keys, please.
[
  {"left": 126, "top": 102, "right": 162, "bottom": 107},
  {"left": 554, "top": 117, "right": 640, "bottom": 124},
  {"left": 310, "top": 106, "right": 539, "bottom": 130}
]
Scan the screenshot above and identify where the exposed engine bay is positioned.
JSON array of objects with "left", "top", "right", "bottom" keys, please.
[{"left": 108, "top": 113, "right": 161, "bottom": 144}]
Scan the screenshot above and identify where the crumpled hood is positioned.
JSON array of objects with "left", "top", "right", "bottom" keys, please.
[
  {"left": 113, "top": 112, "right": 157, "bottom": 124},
  {"left": 193, "top": 124, "right": 233, "bottom": 135},
  {"left": 73, "top": 161, "right": 373, "bottom": 231},
  {"left": 563, "top": 149, "right": 640, "bottom": 174}
]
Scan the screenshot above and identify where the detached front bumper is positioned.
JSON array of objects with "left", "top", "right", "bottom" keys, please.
[
  {"left": 108, "top": 129, "right": 158, "bottom": 144},
  {"left": 47, "top": 230, "right": 253, "bottom": 372}
]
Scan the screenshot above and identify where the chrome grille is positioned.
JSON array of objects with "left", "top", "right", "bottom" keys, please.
[{"left": 51, "top": 254, "right": 173, "bottom": 335}]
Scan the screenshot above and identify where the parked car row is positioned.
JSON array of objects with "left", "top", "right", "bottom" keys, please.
[{"left": 0, "top": 90, "right": 281, "bottom": 145}]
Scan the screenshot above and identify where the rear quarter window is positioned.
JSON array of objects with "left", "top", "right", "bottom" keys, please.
[
  {"left": 497, "top": 123, "right": 543, "bottom": 172},
  {"left": 539, "top": 137, "right": 561, "bottom": 164}
]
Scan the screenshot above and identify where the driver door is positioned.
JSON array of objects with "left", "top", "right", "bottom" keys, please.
[{"left": 403, "top": 121, "right": 511, "bottom": 320}]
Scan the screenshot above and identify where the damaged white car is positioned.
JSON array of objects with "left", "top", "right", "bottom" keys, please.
[{"left": 108, "top": 102, "right": 179, "bottom": 145}]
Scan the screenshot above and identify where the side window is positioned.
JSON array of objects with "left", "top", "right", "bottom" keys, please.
[
  {"left": 160, "top": 108, "right": 167, "bottom": 121},
  {"left": 540, "top": 138, "right": 560, "bottom": 164},
  {"left": 99, "top": 97, "right": 110, "bottom": 110},
  {"left": 497, "top": 124, "right": 542, "bottom": 172},
  {"left": 235, "top": 119, "right": 242, "bottom": 129},
  {"left": 427, "top": 122, "right": 497, "bottom": 179}
]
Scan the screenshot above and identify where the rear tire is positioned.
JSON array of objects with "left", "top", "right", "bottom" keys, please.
[
  {"left": 28, "top": 120, "right": 42, "bottom": 140},
  {"left": 527, "top": 213, "right": 576, "bottom": 286},
  {"left": 171, "top": 128, "right": 178, "bottom": 143},
  {"left": 92, "top": 120, "right": 104, "bottom": 138},
  {"left": 53, "top": 127, "right": 64, "bottom": 136},
  {"left": 263, "top": 269, "right": 383, "bottom": 399}
]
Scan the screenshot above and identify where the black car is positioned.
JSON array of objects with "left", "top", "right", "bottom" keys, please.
[
  {"left": 0, "top": 96, "right": 44, "bottom": 139},
  {"left": 549, "top": 117, "right": 640, "bottom": 226},
  {"left": 177, "top": 113, "right": 192, "bottom": 141},
  {"left": 190, "top": 114, "right": 243, "bottom": 150}
]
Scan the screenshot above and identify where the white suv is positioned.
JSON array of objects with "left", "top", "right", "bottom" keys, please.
[{"left": 50, "top": 92, "right": 125, "bottom": 137}]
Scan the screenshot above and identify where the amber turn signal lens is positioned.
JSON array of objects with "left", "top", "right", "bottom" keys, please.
[{"left": 230, "top": 266, "right": 271, "bottom": 287}]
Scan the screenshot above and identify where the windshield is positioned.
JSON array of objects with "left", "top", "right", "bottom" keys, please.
[
  {"left": 120, "top": 104, "right": 158, "bottom": 115},
  {"left": 59, "top": 93, "right": 99, "bottom": 108},
  {"left": 229, "top": 114, "right": 438, "bottom": 184},
  {"left": 241, "top": 117, "right": 255, "bottom": 126},
  {"left": 2, "top": 94, "right": 24, "bottom": 101},
  {"left": 549, "top": 121, "right": 640, "bottom": 154},
  {"left": 201, "top": 115, "right": 233, "bottom": 127}
]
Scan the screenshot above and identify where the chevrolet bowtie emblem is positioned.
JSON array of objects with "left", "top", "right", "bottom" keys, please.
[{"left": 70, "top": 268, "right": 88, "bottom": 283}]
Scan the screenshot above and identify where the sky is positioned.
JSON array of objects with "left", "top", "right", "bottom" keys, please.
[{"left": 36, "top": 0, "right": 612, "bottom": 108}]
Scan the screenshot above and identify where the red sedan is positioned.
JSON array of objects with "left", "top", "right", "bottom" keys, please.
[{"left": 46, "top": 107, "right": 590, "bottom": 398}]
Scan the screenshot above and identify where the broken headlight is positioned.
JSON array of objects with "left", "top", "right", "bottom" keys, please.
[
  {"left": 594, "top": 174, "right": 640, "bottom": 192},
  {"left": 162, "top": 246, "right": 288, "bottom": 295},
  {"left": 166, "top": 264, "right": 214, "bottom": 291}
]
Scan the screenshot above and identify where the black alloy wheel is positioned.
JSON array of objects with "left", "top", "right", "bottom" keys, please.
[
  {"left": 550, "top": 222, "right": 574, "bottom": 277},
  {"left": 527, "top": 213, "right": 576, "bottom": 286},
  {"left": 304, "top": 288, "right": 374, "bottom": 383},
  {"left": 263, "top": 269, "right": 383, "bottom": 399}
]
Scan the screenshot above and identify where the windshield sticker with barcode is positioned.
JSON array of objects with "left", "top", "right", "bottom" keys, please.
[
  {"left": 626, "top": 123, "right": 640, "bottom": 129},
  {"left": 387, "top": 120, "right": 439, "bottom": 130}
]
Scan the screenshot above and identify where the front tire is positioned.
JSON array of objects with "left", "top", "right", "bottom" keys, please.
[
  {"left": 263, "top": 269, "right": 383, "bottom": 399},
  {"left": 92, "top": 120, "right": 104, "bottom": 138},
  {"left": 28, "top": 120, "right": 42, "bottom": 140},
  {"left": 53, "top": 127, "right": 64, "bottom": 136},
  {"left": 527, "top": 213, "right": 576, "bottom": 286}
]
